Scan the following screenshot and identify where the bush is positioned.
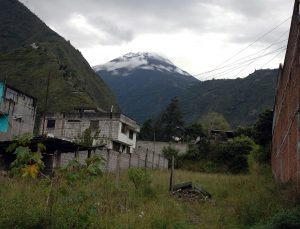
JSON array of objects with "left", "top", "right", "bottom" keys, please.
[
  {"left": 253, "top": 208, "right": 300, "bottom": 229},
  {"left": 127, "top": 168, "right": 155, "bottom": 198},
  {"left": 57, "top": 155, "right": 104, "bottom": 184},
  {"left": 212, "top": 136, "right": 255, "bottom": 173},
  {"left": 162, "top": 146, "right": 179, "bottom": 168},
  {"left": 128, "top": 168, "right": 150, "bottom": 190},
  {"left": 7, "top": 134, "right": 45, "bottom": 178}
]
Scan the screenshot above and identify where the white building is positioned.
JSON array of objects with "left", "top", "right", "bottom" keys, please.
[
  {"left": 0, "top": 82, "right": 37, "bottom": 141},
  {"left": 39, "top": 110, "right": 140, "bottom": 153}
]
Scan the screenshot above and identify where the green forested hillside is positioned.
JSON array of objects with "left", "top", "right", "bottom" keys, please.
[
  {"left": 179, "top": 69, "right": 278, "bottom": 127},
  {"left": 0, "top": 0, "right": 117, "bottom": 112}
]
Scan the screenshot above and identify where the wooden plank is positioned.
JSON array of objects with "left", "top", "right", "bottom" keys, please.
[{"left": 172, "top": 181, "right": 192, "bottom": 191}]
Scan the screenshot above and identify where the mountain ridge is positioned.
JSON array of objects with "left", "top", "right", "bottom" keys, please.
[
  {"left": 0, "top": 0, "right": 117, "bottom": 112},
  {"left": 179, "top": 68, "right": 278, "bottom": 127},
  {"left": 94, "top": 52, "right": 199, "bottom": 122},
  {"left": 94, "top": 52, "right": 278, "bottom": 126}
]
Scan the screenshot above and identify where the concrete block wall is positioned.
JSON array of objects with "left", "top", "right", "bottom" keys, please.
[
  {"left": 136, "top": 141, "right": 188, "bottom": 156},
  {"left": 57, "top": 148, "right": 168, "bottom": 172}
]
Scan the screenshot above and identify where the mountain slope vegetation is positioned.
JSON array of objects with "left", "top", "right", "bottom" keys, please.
[
  {"left": 179, "top": 69, "right": 278, "bottom": 127},
  {"left": 0, "top": 0, "right": 117, "bottom": 112}
]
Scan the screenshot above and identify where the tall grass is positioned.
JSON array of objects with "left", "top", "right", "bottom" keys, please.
[{"left": 0, "top": 165, "right": 298, "bottom": 228}]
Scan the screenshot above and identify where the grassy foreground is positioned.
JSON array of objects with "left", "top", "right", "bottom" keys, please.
[{"left": 0, "top": 166, "right": 298, "bottom": 229}]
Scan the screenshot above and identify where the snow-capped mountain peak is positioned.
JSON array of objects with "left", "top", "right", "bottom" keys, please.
[{"left": 93, "top": 52, "right": 191, "bottom": 77}]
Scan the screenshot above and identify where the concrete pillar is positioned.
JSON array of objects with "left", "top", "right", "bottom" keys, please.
[{"left": 55, "top": 151, "right": 61, "bottom": 168}]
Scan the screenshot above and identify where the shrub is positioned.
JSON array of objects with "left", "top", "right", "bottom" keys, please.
[
  {"left": 212, "top": 136, "right": 255, "bottom": 173},
  {"left": 57, "top": 155, "right": 104, "bottom": 184},
  {"left": 253, "top": 208, "right": 300, "bottom": 229},
  {"left": 7, "top": 134, "right": 45, "bottom": 178},
  {"left": 162, "top": 145, "right": 179, "bottom": 168},
  {"left": 128, "top": 168, "right": 150, "bottom": 190}
]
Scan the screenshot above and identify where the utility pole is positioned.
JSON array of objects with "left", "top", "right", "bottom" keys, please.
[{"left": 42, "top": 72, "right": 51, "bottom": 135}]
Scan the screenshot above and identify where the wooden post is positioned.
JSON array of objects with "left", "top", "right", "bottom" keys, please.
[
  {"left": 115, "top": 152, "right": 121, "bottom": 188},
  {"left": 152, "top": 151, "right": 155, "bottom": 169},
  {"left": 158, "top": 154, "right": 161, "bottom": 169},
  {"left": 106, "top": 150, "right": 110, "bottom": 172},
  {"left": 169, "top": 155, "right": 175, "bottom": 192},
  {"left": 145, "top": 149, "right": 148, "bottom": 171},
  {"left": 137, "top": 151, "right": 141, "bottom": 168}
]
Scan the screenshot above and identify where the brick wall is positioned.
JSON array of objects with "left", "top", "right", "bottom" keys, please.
[{"left": 272, "top": 0, "right": 300, "bottom": 184}]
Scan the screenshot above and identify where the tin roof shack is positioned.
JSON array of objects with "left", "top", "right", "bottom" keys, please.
[
  {"left": 40, "top": 111, "right": 140, "bottom": 154},
  {"left": 272, "top": 0, "right": 300, "bottom": 183},
  {"left": 0, "top": 82, "right": 37, "bottom": 141},
  {"left": 0, "top": 137, "right": 105, "bottom": 175}
]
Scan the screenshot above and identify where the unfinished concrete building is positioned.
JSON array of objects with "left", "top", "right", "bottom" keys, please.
[
  {"left": 272, "top": 0, "right": 300, "bottom": 183},
  {"left": 0, "top": 82, "right": 37, "bottom": 141},
  {"left": 39, "top": 111, "right": 140, "bottom": 153}
]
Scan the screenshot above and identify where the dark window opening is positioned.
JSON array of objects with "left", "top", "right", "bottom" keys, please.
[
  {"left": 47, "top": 119, "right": 56, "bottom": 129},
  {"left": 113, "top": 142, "right": 121, "bottom": 152},
  {"left": 129, "top": 130, "right": 134, "bottom": 139},
  {"left": 121, "top": 123, "right": 127, "bottom": 134}
]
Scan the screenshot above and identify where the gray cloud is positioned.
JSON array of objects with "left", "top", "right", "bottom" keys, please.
[{"left": 20, "top": 0, "right": 294, "bottom": 48}]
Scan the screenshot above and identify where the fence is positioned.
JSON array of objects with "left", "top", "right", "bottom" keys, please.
[{"left": 58, "top": 147, "right": 168, "bottom": 172}]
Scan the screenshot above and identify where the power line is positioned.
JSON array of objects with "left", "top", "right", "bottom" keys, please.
[
  {"left": 196, "top": 38, "right": 288, "bottom": 77},
  {"left": 200, "top": 46, "right": 286, "bottom": 80},
  {"left": 194, "top": 16, "right": 291, "bottom": 77},
  {"left": 259, "top": 50, "right": 286, "bottom": 69}
]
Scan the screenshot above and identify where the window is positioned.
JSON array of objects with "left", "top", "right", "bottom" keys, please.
[
  {"left": 90, "top": 120, "right": 99, "bottom": 131},
  {"left": 129, "top": 130, "right": 134, "bottom": 139},
  {"left": 113, "top": 142, "right": 121, "bottom": 152},
  {"left": 121, "top": 123, "right": 127, "bottom": 134},
  {"left": 0, "top": 114, "right": 9, "bottom": 133},
  {"left": 47, "top": 119, "right": 56, "bottom": 129}
]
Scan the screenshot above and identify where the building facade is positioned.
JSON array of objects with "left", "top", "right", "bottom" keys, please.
[
  {"left": 40, "top": 111, "right": 140, "bottom": 153},
  {"left": 0, "top": 82, "right": 37, "bottom": 141},
  {"left": 272, "top": 0, "right": 300, "bottom": 183}
]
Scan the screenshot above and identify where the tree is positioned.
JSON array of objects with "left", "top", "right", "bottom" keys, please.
[
  {"left": 212, "top": 136, "right": 255, "bottom": 174},
  {"left": 185, "top": 123, "right": 206, "bottom": 142},
  {"left": 76, "top": 128, "right": 101, "bottom": 147},
  {"left": 252, "top": 109, "right": 273, "bottom": 164},
  {"left": 199, "top": 112, "right": 231, "bottom": 132},
  {"left": 139, "top": 119, "right": 154, "bottom": 141},
  {"left": 162, "top": 145, "right": 179, "bottom": 168},
  {"left": 158, "top": 97, "right": 184, "bottom": 142},
  {"left": 253, "top": 109, "right": 273, "bottom": 146},
  {"left": 236, "top": 125, "right": 254, "bottom": 139}
]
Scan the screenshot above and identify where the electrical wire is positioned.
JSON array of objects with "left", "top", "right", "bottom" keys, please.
[
  {"left": 194, "top": 16, "right": 291, "bottom": 78},
  {"left": 200, "top": 46, "right": 286, "bottom": 80}
]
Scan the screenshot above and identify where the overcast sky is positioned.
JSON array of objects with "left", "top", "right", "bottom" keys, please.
[{"left": 20, "top": 0, "right": 294, "bottom": 80}]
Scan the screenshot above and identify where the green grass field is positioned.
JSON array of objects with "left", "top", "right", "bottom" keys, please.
[{"left": 0, "top": 166, "right": 298, "bottom": 229}]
